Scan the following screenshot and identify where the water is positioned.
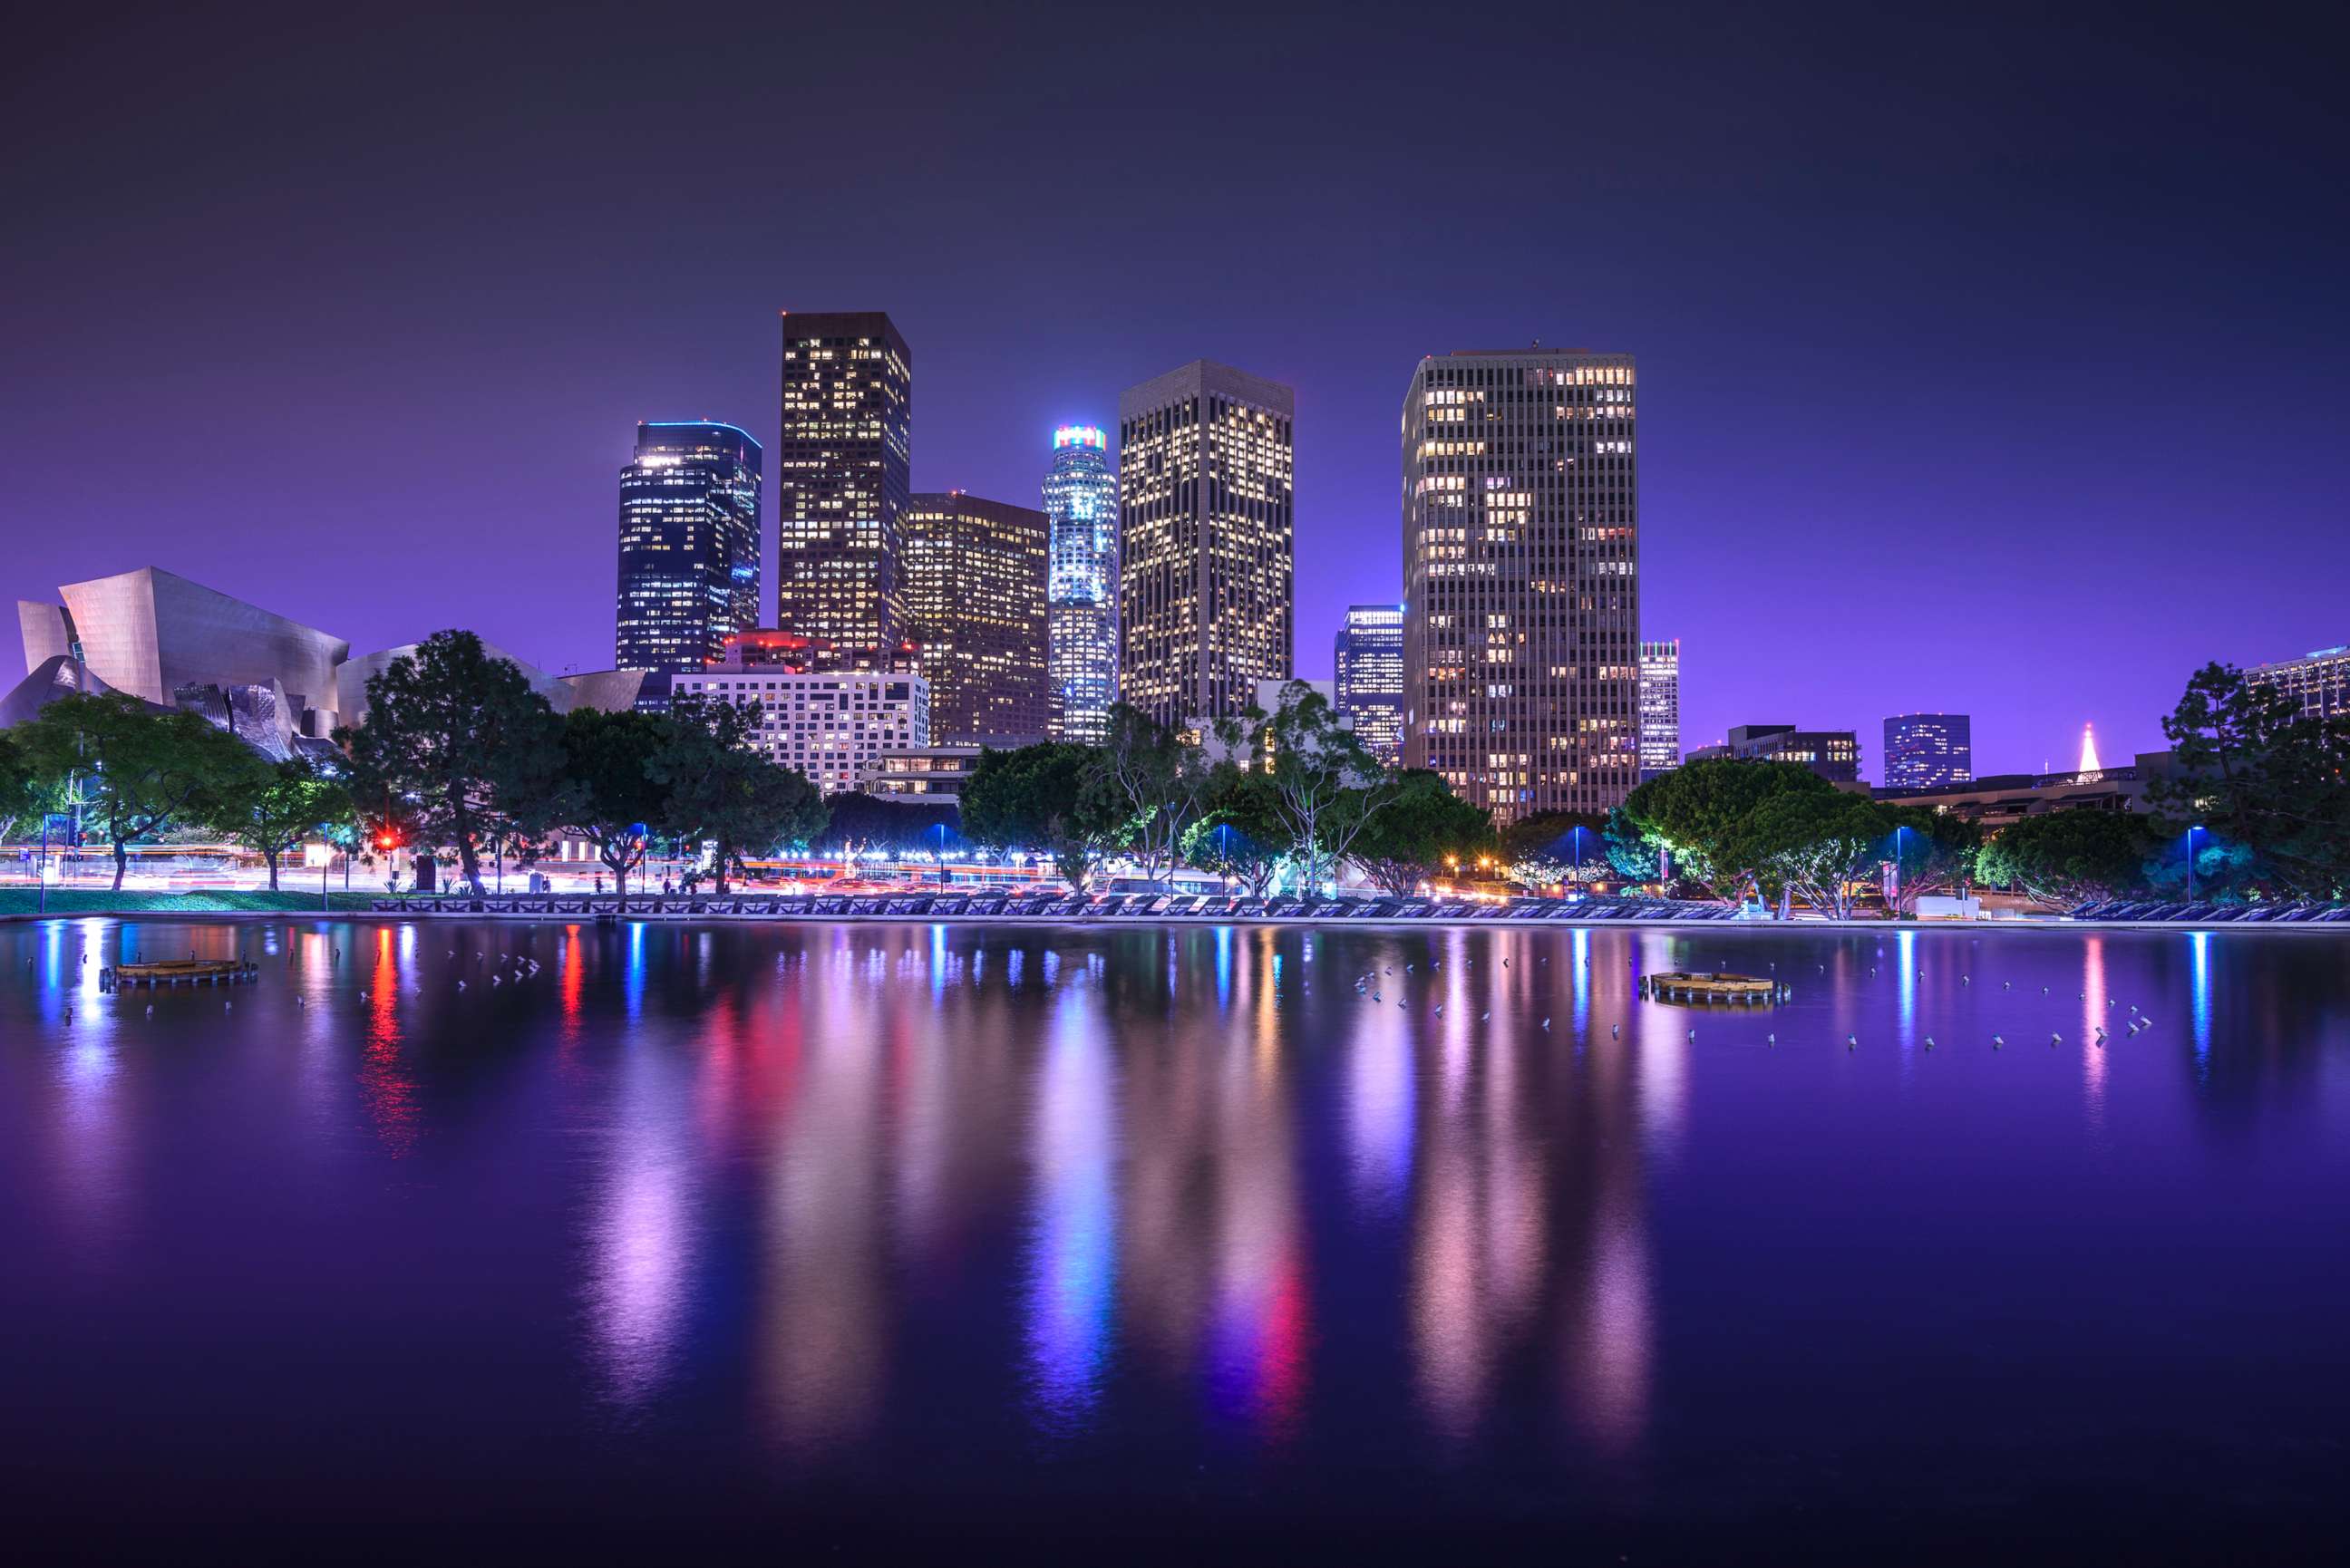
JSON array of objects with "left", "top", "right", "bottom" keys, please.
[{"left": 4, "top": 917, "right": 2346, "bottom": 1560}]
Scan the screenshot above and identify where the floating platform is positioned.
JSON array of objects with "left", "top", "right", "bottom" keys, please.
[
  {"left": 102, "top": 958, "right": 259, "bottom": 990},
  {"left": 1643, "top": 971, "right": 1780, "bottom": 1005}
]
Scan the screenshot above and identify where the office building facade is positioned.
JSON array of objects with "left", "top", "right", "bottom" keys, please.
[
  {"left": 1044, "top": 424, "right": 1120, "bottom": 740},
  {"left": 774, "top": 311, "right": 912, "bottom": 656},
  {"left": 2248, "top": 644, "right": 2350, "bottom": 722},
  {"left": 1117, "top": 361, "right": 1294, "bottom": 730},
  {"left": 1402, "top": 348, "right": 1640, "bottom": 822},
  {"left": 1697, "top": 723, "right": 1860, "bottom": 783},
  {"left": 673, "top": 661, "right": 929, "bottom": 796},
  {"left": 615, "top": 421, "right": 762, "bottom": 678},
  {"left": 1638, "top": 637, "right": 1681, "bottom": 777},
  {"left": 901, "top": 491, "right": 1051, "bottom": 745},
  {"left": 1882, "top": 712, "right": 1973, "bottom": 789},
  {"left": 1334, "top": 604, "right": 1405, "bottom": 764}
]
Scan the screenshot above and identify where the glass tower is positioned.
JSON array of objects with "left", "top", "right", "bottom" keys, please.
[
  {"left": 1334, "top": 604, "right": 1404, "bottom": 764},
  {"left": 775, "top": 311, "right": 911, "bottom": 657},
  {"left": 1883, "top": 712, "right": 1973, "bottom": 789},
  {"left": 615, "top": 421, "right": 762, "bottom": 677},
  {"left": 1043, "top": 424, "right": 1119, "bottom": 740}
]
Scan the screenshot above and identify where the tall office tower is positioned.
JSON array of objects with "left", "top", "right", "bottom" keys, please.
[
  {"left": 901, "top": 491, "right": 1051, "bottom": 745},
  {"left": 774, "top": 311, "right": 912, "bottom": 656},
  {"left": 1402, "top": 348, "right": 1640, "bottom": 822},
  {"left": 615, "top": 422, "right": 762, "bottom": 677},
  {"left": 1117, "top": 361, "right": 1294, "bottom": 730},
  {"left": 1638, "top": 637, "right": 1682, "bottom": 777},
  {"left": 1043, "top": 424, "right": 1119, "bottom": 740},
  {"left": 1334, "top": 604, "right": 1405, "bottom": 764},
  {"left": 1882, "top": 712, "right": 1973, "bottom": 789}
]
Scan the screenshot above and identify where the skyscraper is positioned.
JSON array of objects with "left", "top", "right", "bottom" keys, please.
[
  {"left": 2248, "top": 642, "right": 2350, "bottom": 721},
  {"left": 1334, "top": 604, "right": 1404, "bottom": 764},
  {"left": 774, "top": 311, "right": 911, "bottom": 656},
  {"left": 1882, "top": 712, "right": 1973, "bottom": 789},
  {"left": 901, "top": 491, "right": 1051, "bottom": 745},
  {"left": 1638, "top": 637, "right": 1681, "bottom": 777},
  {"left": 1043, "top": 424, "right": 1119, "bottom": 740},
  {"left": 1117, "top": 360, "right": 1294, "bottom": 731},
  {"left": 615, "top": 422, "right": 762, "bottom": 677},
  {"left": 1402, "top": 348, "right": 1640, "bottom": 821}
]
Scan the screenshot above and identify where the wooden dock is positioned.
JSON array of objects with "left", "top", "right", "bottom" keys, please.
[
  {"left": 1642, "top": 971, "right": 1780, "bottom": 1005},
  {"left": 101, "top": 958, "right": 259, "bottom": 990}
]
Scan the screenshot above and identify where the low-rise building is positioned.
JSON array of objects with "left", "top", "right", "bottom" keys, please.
[
  {"left": 672, "top": 666, "right": 928, "bottom": 795},
  {"left": 1692, "top": 723, "right": 1861, "bottom": 783},
  {"left": 2248, "top": 643, "right": 2349, "bottom": 722},
  {"left": 868, "top": 744, "right": 989, "bottom": 800}
]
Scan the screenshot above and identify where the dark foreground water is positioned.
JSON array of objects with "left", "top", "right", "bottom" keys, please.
[{"left": 3, "top": 917, "right": 2346, "bottom": 1563}]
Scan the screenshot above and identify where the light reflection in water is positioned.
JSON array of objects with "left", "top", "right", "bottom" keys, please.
[
  {"left": 2083, "top": 935, "right": 2108, "bottom": 1122},
  {"left": 588, "top": 1034, "right": 696, "bottom": 1408},
  {"left": 2190, "top": 932, "right": 2211, "bottom": 1070},
  {"left": 363, "top": 925, "right": 417, "bottom": 1155},
  {"left": 1024, "top": 985, "right": 1118, "bottom": 1431}
]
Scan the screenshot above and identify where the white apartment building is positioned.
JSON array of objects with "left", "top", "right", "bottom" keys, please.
[{"left": 672, "top": 669, "right": 929, "bottom": 795}]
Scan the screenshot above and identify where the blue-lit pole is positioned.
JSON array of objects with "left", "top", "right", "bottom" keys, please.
[{"left": 2187, "top": 825, "right": 2203, "bottom": 901}]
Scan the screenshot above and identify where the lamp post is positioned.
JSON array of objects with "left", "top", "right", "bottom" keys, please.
[
  {"left": 2186, "top": 825, "right": 2204, "bottom": 902},
  {"left": 1891, "top": 824, "right": 1909, "bottom": 915}
]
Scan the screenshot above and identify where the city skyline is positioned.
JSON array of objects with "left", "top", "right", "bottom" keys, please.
[{"left": 4, "top": 5, "right": 2338, "bottom": 777}]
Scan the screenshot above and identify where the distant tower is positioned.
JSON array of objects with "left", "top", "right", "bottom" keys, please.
[
  {"left": 1638, "top": 638, "right": 1682, "bottom": 777},
  {"left": 901, "top": 491, "right": 1050, "bottom": 745},
  {"left": 1883, "top": 712, "right": 1973, "bottom": 789},
  {"left": 1334, "top": 605, "right": 1405, "bottom": 764},
  {"left": 1118, "top": 360, "right": 1295, "bottom": 730},
  {"left": 615, "top": 421, "right": 762, "bottom": 677},
  {"left": 2078, "top": 723, "right": 2103, "bottom": 776},
  {"left": 1043, "top": 425, "right": 1119, "bottom": 740}
]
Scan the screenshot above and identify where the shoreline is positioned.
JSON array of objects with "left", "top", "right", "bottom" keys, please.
[{"left": 5, "top": 905, "right": 2341, "bottom": 935}]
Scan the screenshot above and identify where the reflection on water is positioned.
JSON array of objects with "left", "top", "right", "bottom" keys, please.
[{"left": 4, "top": 918, "right": 2348, "bottom": 1549}]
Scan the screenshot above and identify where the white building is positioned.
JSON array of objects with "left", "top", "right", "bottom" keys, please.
[{"left": 672, "top": 668, "right": 928, "bottom": 795}]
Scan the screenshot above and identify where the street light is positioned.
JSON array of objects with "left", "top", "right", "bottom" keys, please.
[{"left": 2186, "top": 825, "right": 2204, "bottom": 902}]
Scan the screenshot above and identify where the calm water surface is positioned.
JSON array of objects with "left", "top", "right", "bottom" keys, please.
[{"left": 4, "top": 917, "right": 2346, "bottom": 1561}]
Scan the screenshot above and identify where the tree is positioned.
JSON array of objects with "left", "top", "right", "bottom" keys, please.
[
  {"left": 1751, "top": 791, "right": 1889, "bottom": 920},
  {"left": 202, "top": 755, "right": 352, "bottom": 891},
  {"left": 15, "top": 692, "right": 254, "bottom": 889},
  {"left": 961, "top": 742, "right": 1117, "bottom": 891},
  {"left": 1602, "top": 805, "right": 1665, "bottom": 882},
  {"left": 1620, "top": 758, "right": 1839, "bottom": 900},
  {"left": 1255, "top": 682, "right": 1398, "bottom": 896},
  {"left": 1975, "top": 808, "right": 2161, "bottom": 908},
  {"left": 1090, "top": 704, "right": 1210, "bottom": 888},
  {"left": 2154, "top": 662, "right": 2350, "bottom": 900},
  {"left": 812, "top": 790, "right": 957, "bottom": 857},
  {"left": 652, "top": 696, "right": 828, "bottom": 893},
  {"left": 1181, "top": 763, "right": 1288, "bottom": 895},
  {"left": 1348, "top": 770, "right": 1495, "bottom": 896},
  {"left": 336, "top": 631, "right": 568, "bottom": 896},
  {"left": 0, "top": 730, "right": 35, "bottom": 845},
  {"left": 1499, "top": 809, "right": 1609, "bottom": 889},
  {"left": 556, "top": 707, "right": 674, "bottom": 906},
  {"left": 1880, "top": 807, "right": 1981, "bottom": 916}
]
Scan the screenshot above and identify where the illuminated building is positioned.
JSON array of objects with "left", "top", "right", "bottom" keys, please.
[
  {"left": 1403, "top": 347, "right": 1640, "bottom": 821},
  {"left": 1697, "top": 723, "right": 1860, "bottom": 783},
  {"left": 1882, "top": 712, "right": 1972, "bottom": 789},
  {"left": 869, "top": 744, "right": 991, "bottom": 800},
  {"left": 615, "top": 421, "right": 762, "bottom": 681},
  {"left": 673, "top": 650, "right": 928, "bottom": 796},
  {"left": 1043, "top": 424, "right": 1119, "bottom": 740},
  {"left": 1334, "top": 605, "right": 1404, "bottom": 764},
  {"left": 2247, "top": 643, "right": 2350, "bottom": 721},
  {"left": 775, "top": 311, "right": 912, "bottom": 655},
  {"left": 1117, "top": 361, "right": 1294, "bottom": 730},
  {"left": 1637, "top": 637, "right": 1681, "bottom": 778},
  {"left": 901, "top": 491, "right": 1050, "bottom": 745},
  {"left": 2078, "top": 723, "right": 2103, "bottom": 777}
]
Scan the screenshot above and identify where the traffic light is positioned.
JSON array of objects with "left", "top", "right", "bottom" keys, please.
[{"left": 376, "top": 830, "right": 401, "bottom": 852}]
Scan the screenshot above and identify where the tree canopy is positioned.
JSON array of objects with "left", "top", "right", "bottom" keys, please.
[
  {"left": 15, "top": 692, "right": 257, "bottom": 889},
  {"left": 557, "top": 707, "right": 674, "bottom": 903},
  {"left": 959, "top": 742, "right": 1118, "bottom": 889},
  {"left": 2154, "top": 662, "right": 2350, "bottom": 900},
  {"left": 1621, "top": 758, "right": 1840, "bottom": 899},
  {"left": 652, "top": 696, "right": 828, "bottom": 891},
  {"left": 336, "top": 631, "right": 568, "bottom": 895},
  {"left": 1974, "top": 808, "right": 2161, "bottom": 908},
  {"left": 1348, "top": 769, "right": 1494, "bottom": 895},
  {"left": 200, "top": 754, "right": 353, "bottom": 890}
]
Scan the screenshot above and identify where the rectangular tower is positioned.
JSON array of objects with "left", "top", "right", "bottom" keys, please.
[
  {"left": 1044, "top": 424, "right": 1120, "bottom": 740},
  {"left": 1402, "top": 348, "right": 1639, "bottom": 821},
  {"left": 616, "top": 421, "right": 763, "bottom": 677},
  {"left": 902, "top": 491, "right": 1051, "bottom": 745},
  {"left": 775, "top": 311, "right": 911, "bottom": 657},
  {"left": 1638, "top": 637, "right": 1681, "bottom": 777},
  {"left": 1117, "top": 361, "right": 1294, "bottom": 731},
  {"left": 1334, "top": 604, "right": 1405, "bottom": 765}
]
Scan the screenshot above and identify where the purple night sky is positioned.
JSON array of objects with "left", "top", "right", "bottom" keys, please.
[{"left": 3, "top": 4, "right": 2340, "bottom": 776}]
